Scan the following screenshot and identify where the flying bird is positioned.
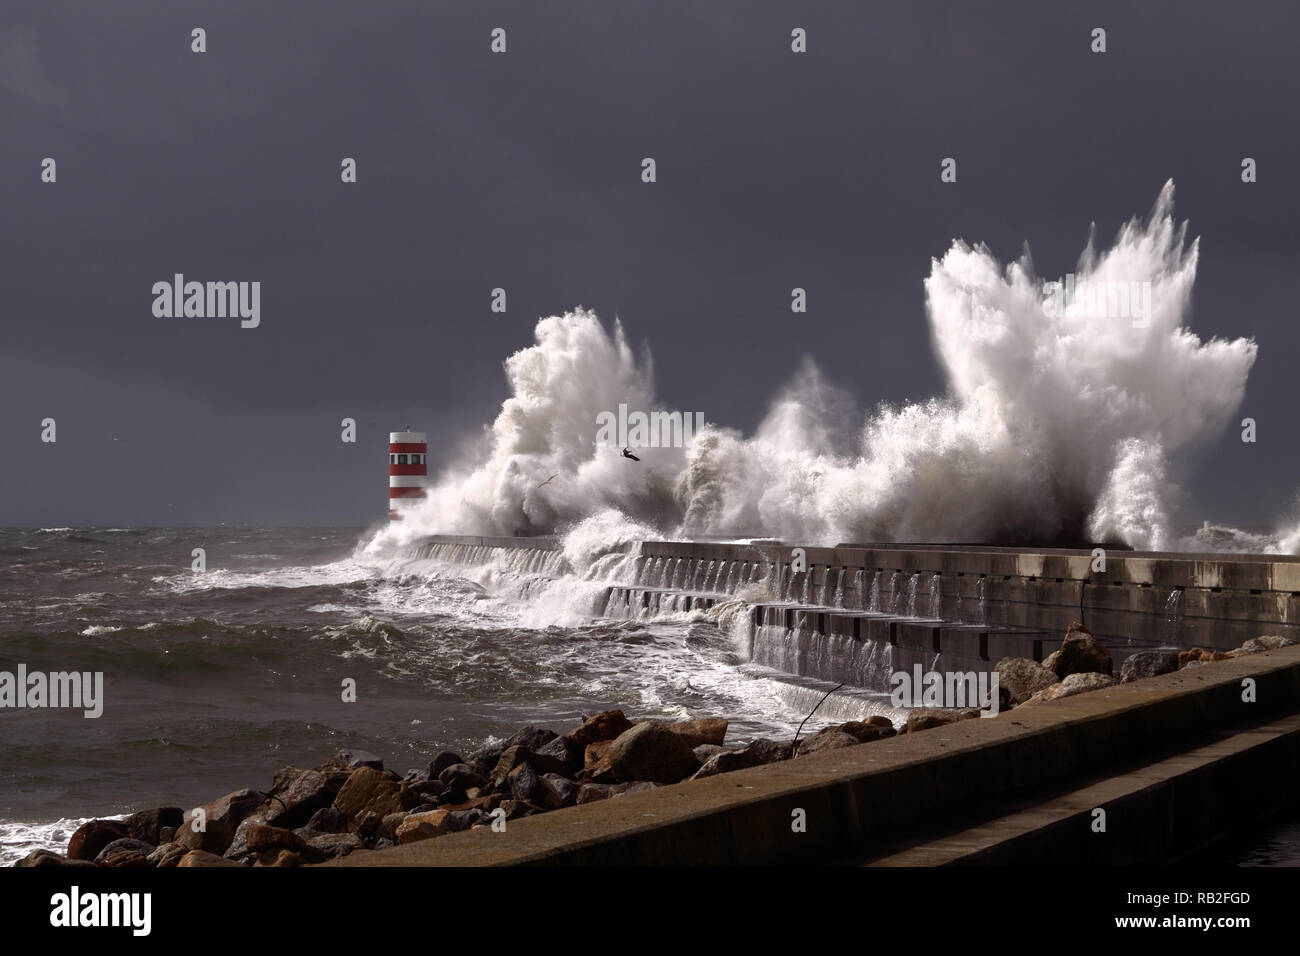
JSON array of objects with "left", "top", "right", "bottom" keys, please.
[
  {"left": 621, "top": 447, "right": 640, "bottom": 462},
  {"left": 536, "top": 474, "right": 559, "bottom": 488}
]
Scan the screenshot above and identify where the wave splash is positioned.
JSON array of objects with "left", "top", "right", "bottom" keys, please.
[{"left": 364, "top": 183, "right": 1277, "bottom": 555}]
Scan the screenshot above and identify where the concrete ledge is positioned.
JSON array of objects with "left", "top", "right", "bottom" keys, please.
[{"left": 330, "top": 645, "right": 1300, "bottom": 866}]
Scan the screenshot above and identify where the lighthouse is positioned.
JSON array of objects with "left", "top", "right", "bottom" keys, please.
[{"left": 388, "top": 426, "right": 427, "bottom": 520}]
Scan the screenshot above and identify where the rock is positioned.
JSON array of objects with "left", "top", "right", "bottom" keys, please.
[
  {"left": 159, "top": 826, "right": 177, "bottom": 844},
  {"left": 245, "top": 824, "right": 312, "bottom": 855},
  {"left": 15, "top": 849, "right": 94, "bottom": 868},
  {"left": 177, "top": 849, "right": 244, "bottom": 867},
  {"left": 94, "top": 838, "right": 156, "bottom": 867},
  {"left": 599, "top": 721, "right": 700, "bottom": 784},
  {"left": 536, "top": 735, "right": 584, "bottom": 776},
  {"left": 322, "top": 749, "right": 384, "bottom": 772},
  {"left": 507, "top": 762, "right": 546, "bottom": 804},
  {"left": 437, "top": 763, "right": 487, "bottom": 791},
  {"left": 576, "top": 781, "right": 658, "bottom": 804},
  {"left": 256, "top": 848, "right": 304, "bottom": 867},
  {"left": 692, "top": 746, "right": 764, "bottom": 779},
  {"left": 794, "top": 730, "right": 860, "bottom": 757},
  {"left": 491, "top": 745, "right": 567, "bottom": 783},
  {"left": 355, "top": 812, "right": 384, "bottom": 844},
  {"left": 402, "top": 768, "right": 431, "bottom": 785},
  {"left": 264, "top": 767, "right": 350, "bottom": 829},
  {"left": 306, "top": 832, "right": 363, "bottom": 860},
  {"left": 147, "top": 843, "right": 188, "bottom": 868},
  {"left": 693, "top": 744, "right": 725, "bottom": 763},
  {"left": 1046, "top": 623, "right": 1113, "bottom": 678},
  {"left": 904, "top": 708, "right": 979, "bottom": 733},
  {"left": 996, "top": 657, "right": 1060, "bottom": 705},
  {"left": 304, "top": 806, "right": 350, "bottom": 834},
  {"left": 539, "top": 773, "right": 578, "bottom": 809},
  {"left": 122, "top": 807, "right": 184, "bottom": 846},
  {"left": 748, "top": 738, "right": 793, "bottom": 763},
  {"left": 864, "top": 715, "right": 894, "bottom": 729},
  {"left": 664, "top": 717, "right": 728, "bottom": 748},
  {"left": 1249, "top": 635, "right": 1297, "bottom": 650},
  {"left": 1025, "top": 671, "right": 1118, "bottom": 703},
  {"left": 498, "top": 799, "right": 542, "bottom": 820},
  {"left": 67, "top": 819, "right": 128, "bottom": 861},
  {"left": 333, "top": 767, "right": 416, "bottom": 823},
  {"left": 444, "top": 809, "right": 485, "bottom": 832},
  {"left": 174, "top": 788, "right": 267, "bottom": 855},
  {"left": 503, "top": 726, "right": 560, "bottom": 752},
  {"left": 372, "top": 838, "right": 395, "bottom": 851},
  {"left": 567, "top": 709, "right": 634, "bottom": 748},
  {"left": 583, "top": 740, "right": 616, "bottom": 778},
  {"left": 834, "top": 720, "right": 896, "bottom": 742},
  {"left": 223, "top": 816, "right": 270, "bottom": 860},
  {"left": 380, "top": 812, "right": 407, "bottom": 841},
  {"left": 428, "top": 751, "right": 464, "bottom": 778},
  {"left": 395, "top": 810, "right": 450, "bottom": 844},
  {"left": 1119, "top": 651, "right": 1180, "bottom": 683},
  {"left": 1179, "top": 647, "right": 1229, "bottom": 667},
  {"left": 409, "top": 779, "right": 447, "bottom": 803}
]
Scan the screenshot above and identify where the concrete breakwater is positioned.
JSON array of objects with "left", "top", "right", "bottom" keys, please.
[{"left": 405, "top": 535, "right": 1300, "bottom": 692}]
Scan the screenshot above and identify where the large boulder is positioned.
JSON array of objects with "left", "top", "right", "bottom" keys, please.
[
  {"left": 664, "top": 717, "right": 728, "bottom": 748},
  {"left": 748, "top": 738, "right": 793, "bottom": 763},
  {"left": 793, "top": 730, "right": 860, "bottom": 757},
  {"left": 94, "top": 838, "right": 155, "bottom": 867},
  {"left": 506, "top": 762, "right": 546, "bottom": 804},
  {"left": 122, "top": 807, "right": 184, "bottom": 846},
  {"left": 322, "top": 749, "right": 385, "bottom": 772},
  {"left": 1119, "top": 651, "right": 1180, "bottom": 683},
  {"left": 491, "top": 745, "right": 567, "bottom": 784},
  {"left": 174, "top": 788, "right": 267, "bottom": 856},
  {"left": 395, "top": 810, "right": 451, "bottom": 844},
  {"left": 538, "top": 773, "right": 578, "bottom": 809},
  {"left": 1025, "top": 671, "right": 1118, "bottom": 703},
  {"left": 536, "top": 735, "right": 584, "bottom": 776},
  {"left": 1044, "top": 624, "right": 1113, "bottom": 678},
  {"left": 428, "top": 751, "right": 464, "bottom": 778},
  {"left": 333, "top": 767, "right": 416, "bottom": 823},
  {"left": 692, "top": 746, "right": 764, "bottom": 779},
  {"left": 996, "top": 657, "right": 1060, "bottom": 705},
  {"left": 306, "top": 832, "right": 363, "bottom": 860},
  {"left": 599, "top": 721, "right": 700, "bottom": 784},
  {"left": 576, "top": 781, "right": 658, "bottom": 804},
  {"left": 67, "top": 819, "right": 128, "bottom": 861},
  {"left": 567, "top": 710, "right": 633, "bottom": 749},
  {"left": 147, "top": 843, "right": 188, "bottom": 868},
  {"left": 905, "top": 708, "right": 980, "bottom": 733},
  {"left": 263, "top": 767, "right": 350, "bottom": 829},
  {"left": 503, "top": 726, "right": 560, "bottom": 752}
]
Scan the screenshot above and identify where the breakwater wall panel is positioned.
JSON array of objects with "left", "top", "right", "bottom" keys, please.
[{"left": 409, "top": 536, "right": 1300, "bottom": 656}]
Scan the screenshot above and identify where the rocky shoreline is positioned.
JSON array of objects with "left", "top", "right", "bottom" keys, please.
[{"left": 16, "top": 627, "right": 1295, "bottom": 868}]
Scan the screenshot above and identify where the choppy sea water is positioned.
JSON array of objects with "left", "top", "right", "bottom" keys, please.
[{"left": 0, "top": 526, "right": 882, "bottom": 865}]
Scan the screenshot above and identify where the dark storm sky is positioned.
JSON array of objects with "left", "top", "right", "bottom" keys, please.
[{"left": 1, "top": 0, "right": 1296, "bottom": 528}]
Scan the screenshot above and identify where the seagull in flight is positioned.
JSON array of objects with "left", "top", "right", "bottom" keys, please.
[
  {"left": 536, "top": 474, "right": 559, "bottom": 488},
  {"left": 621, "top": 447, "right": 640, "bottom": 462}
]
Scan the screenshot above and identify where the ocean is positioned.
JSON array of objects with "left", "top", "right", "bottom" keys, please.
[{"left": 0, "top": 524, "right": 867, "bottom": 865}]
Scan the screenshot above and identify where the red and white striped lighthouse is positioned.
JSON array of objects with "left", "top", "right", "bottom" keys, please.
[{"left": 388, "top": 427, "right": 427, "bottom": 520}]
